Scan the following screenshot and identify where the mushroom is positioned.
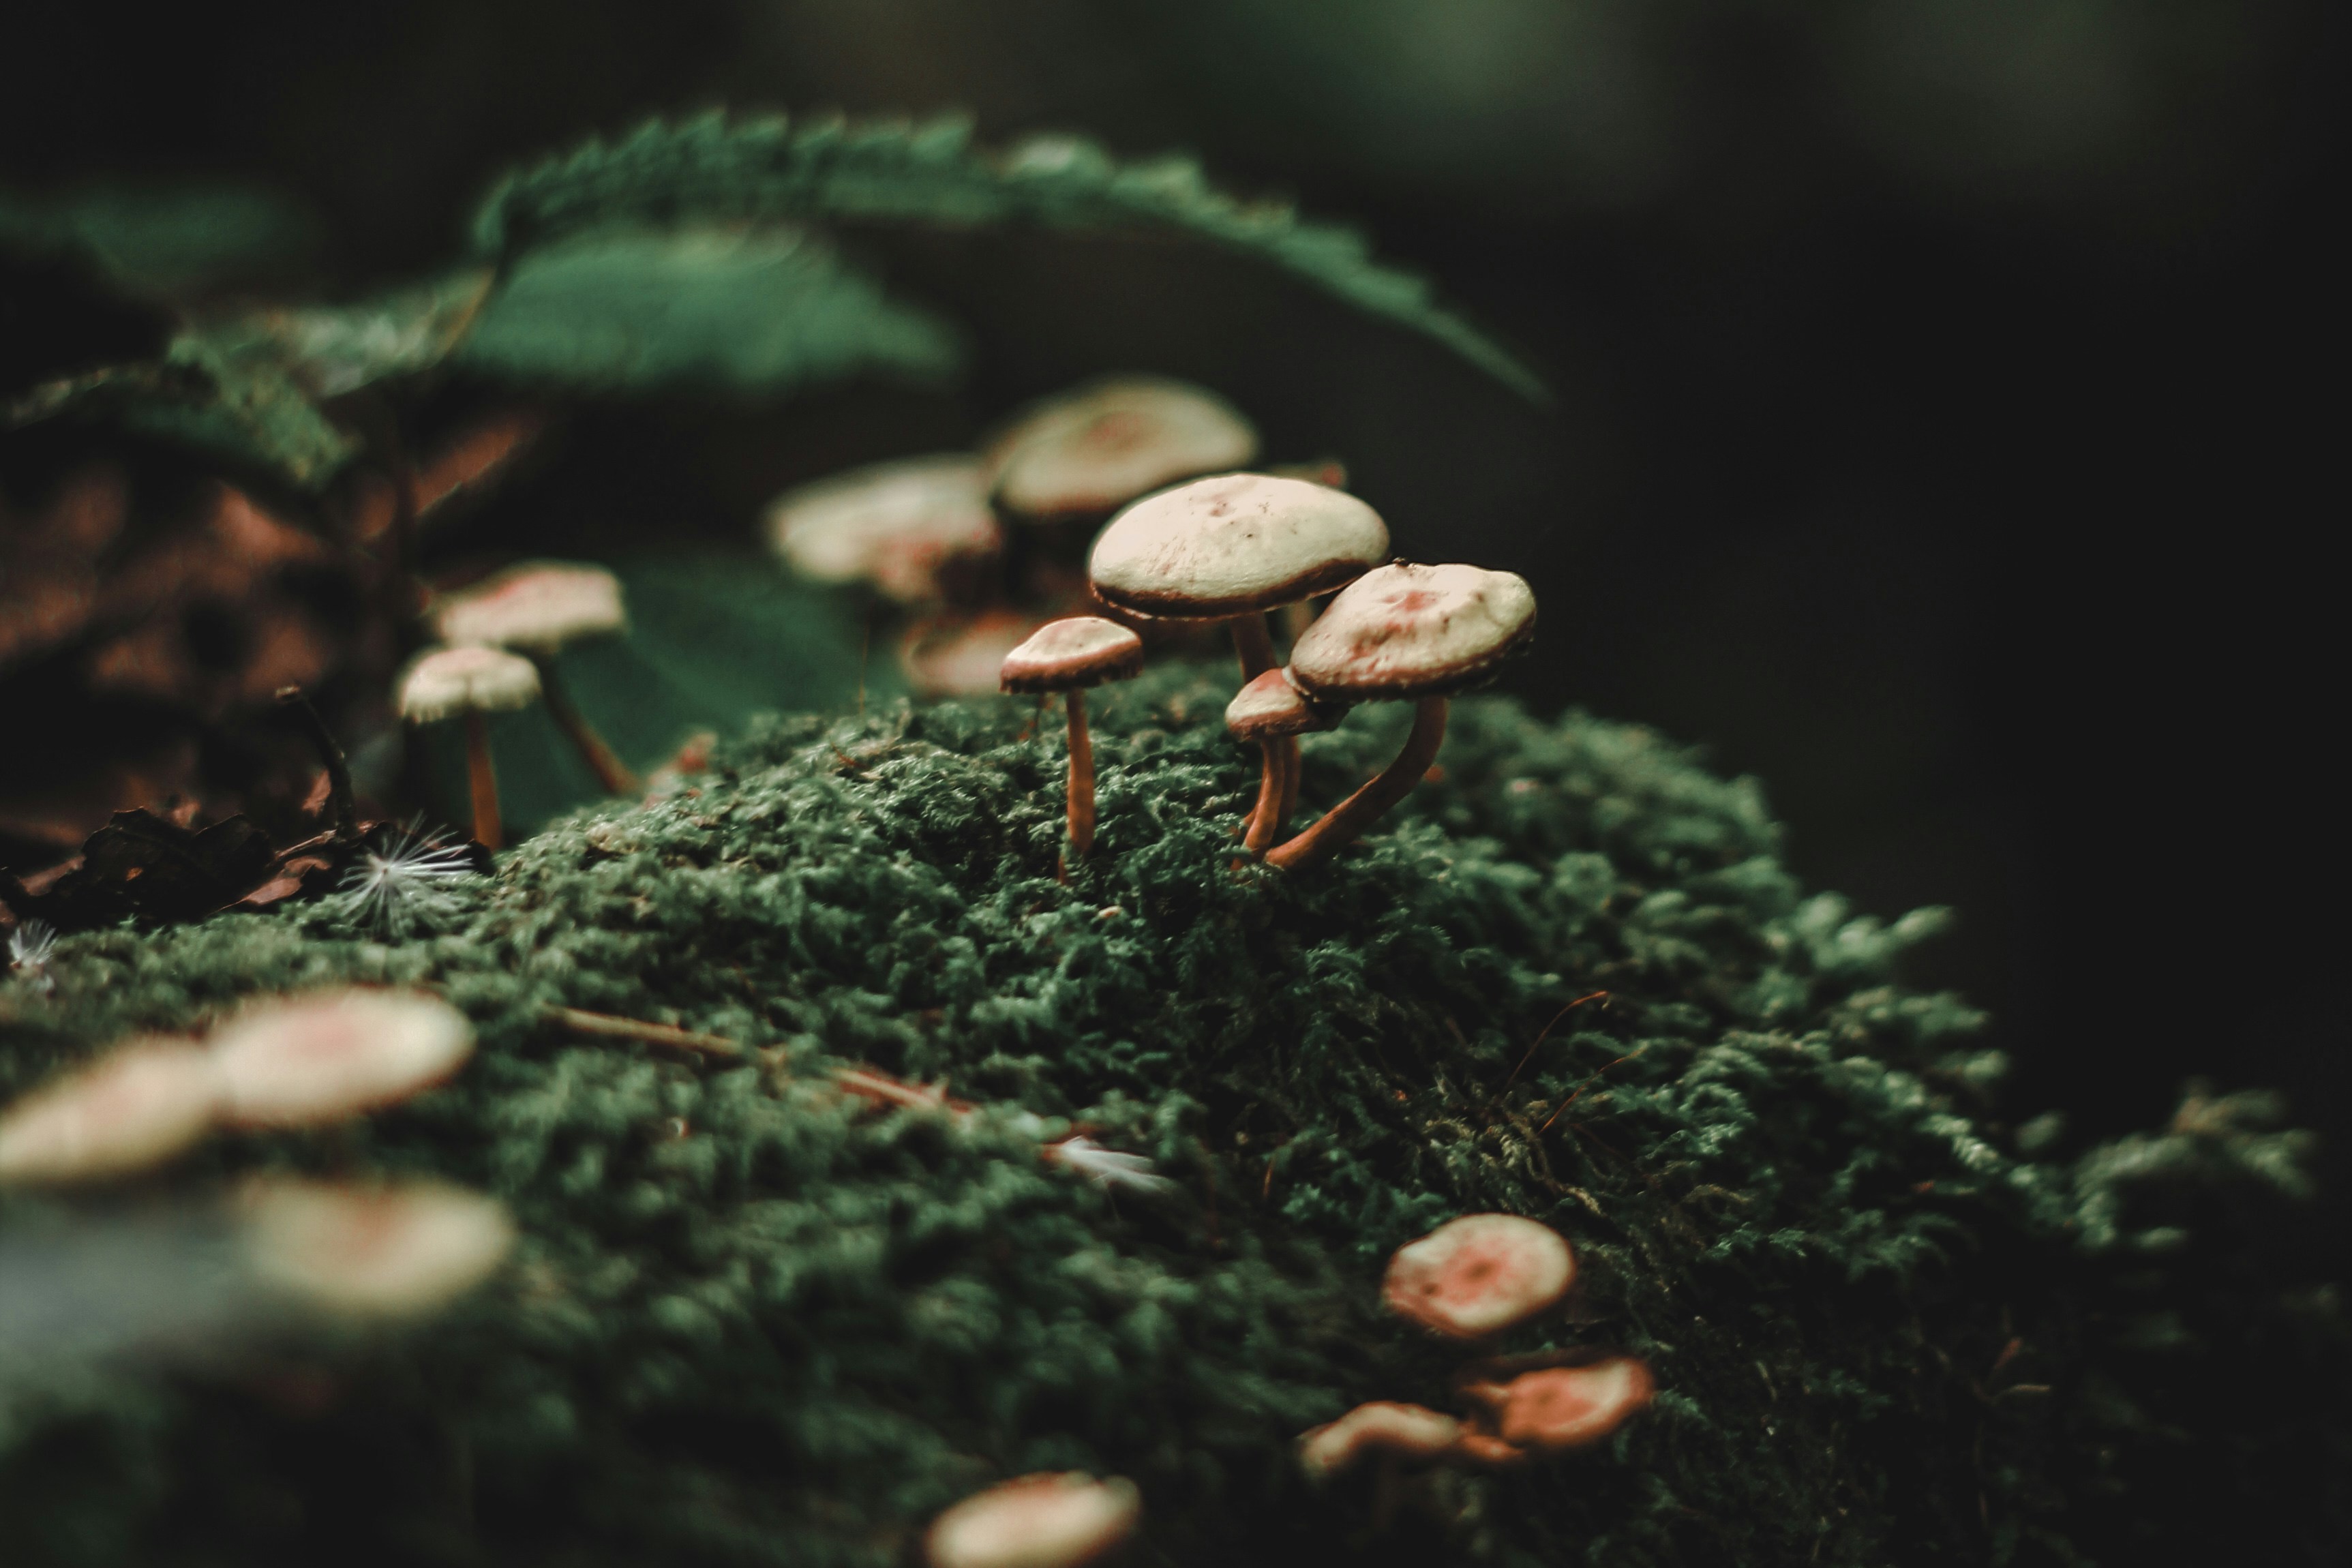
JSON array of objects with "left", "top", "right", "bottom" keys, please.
[
  {"left": 924, "top": 1473, "right": 1141, "bottom": 1568},
  {"left": 1224, "top": 669, "right": 1350, "bottom": 854},
  {"left": 209, "top": 989, "right": 474, "bottom": 1129},
  {"left": 434, "top": 560, "right": 638, "bottom": 796},
  {"left": 766, "top": 454, "right": 1002, "bottom": 605},
  {"left": 1268, "top": 562, "right": 1536, "bottom": 872},
  {"left": 1000, "top": 616, "right": 1145, "bottom": 862},
  {"left": 0, "top": 1041, "right": 222, "bottom": 1185},
  {"left": 396, "top": 644, "right": 541, "bottom": 850},
  {"left": 1462, "top": 1357, "right": 1655, "bottom": 1451},
  {"left": 1089, "top": 473, "right": 1389, "bottom": 847},
  {"left": 901, "top": 611, "right": 1053, "bottom": 698},
  {"left": 986, "top": 376, "right": 1256, "bottom": 521},
  {"left": 1296, "top": 1402, "right": 1465, "bottom": 1483},
  {"left": 1381, "top": 1213, "right": 1575, "bottom": 1340},
  {"left": 238, "top": 1177, "right": 516, "bottom": 1318}
]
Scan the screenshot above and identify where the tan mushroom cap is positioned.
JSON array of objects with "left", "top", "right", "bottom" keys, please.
[
  {"left": 903, "top": 612, "right": 1049, "bottom": 698},
  {"left": 1288, "top": 562, "right": 1537, "bottom": 700},
  {"left": 434, "top": 560, "right": 626, "bottom": 652},
  {"left": 1381, "top": 1213, "right": 1575, "bottom": 1340},
  {"left": 766, "top": 455, "right": 1002, "bottom": 604},
  {"left": 924, "top": 1472, "right": 1142, "bottom": 1568},
  {"left": 211, "top": 989, "right": 475, "bottom": 1128},
  {"left": 1224, "top": 667, "right": 1347, "bottom": 740},
  {"left": 1491, "top": 1358, "right": 1656, "bottom": 1451},
  {"left": 239, "top": 1178, "right": 517, "bottom": 1318},
  {"left": 988, "top": 376, "right": 1256, "bottom": 517},
  {"left": 1089, "top": 473, "right": 1389, "bottom": 618},
  {"left": 0, "top": 1041, "right": 222, "bottom": 1185},
  {"left": 999, "top": 616, "right": 1145, "bottom": 694},
  {"left": 397, "top": 645, "right": 541, "bottom": 722},
  {"left": 1297, "top": 1402, "right": 1465, "bottom": 1482}
]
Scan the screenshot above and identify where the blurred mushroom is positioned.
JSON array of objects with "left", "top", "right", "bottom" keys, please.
[
  {"left": 1270, "top": 562, "right": 1536, "bottom": 871},
  {"left": 902, "top": 611, "right": 1049, "bottom": 698},
  {"left": 1464, "top": 1357, "right": 1655, "bottom": 1451},
  {"left": 1224, "top": 669, "right": 1350, "bottom": 854},
  {"left": 1000, "top": 616, "right": 1145, "bottom": 861},
  {"left": 986, "top": 376, "right": 1256, "bottom": 521},
  {"left": 434, "top": 560, "right": 637, "bottom": 795},
  {"left": 1089, "top": 473, "right": 1389, "bottom": 845},
  {"left": 0, "top": 1041, "right": 222, "bottom": 1185},
  {"left": 396, "top": 645, "right": 541, "bottom": 849},
  {"left": 209, "top": 988, "right": 474, "bottom": 1128},
  {"left": 1297, "top": 1401, "right": 1464, "bottom": 1483},
  {"left": 1381, "top": 1213, "right": 1574, "bottom": 1340},
  {"left": 239, "top": 1177, "right": 515, "bottom": 1318},
  {"left": 924, "top": 1472, "right": 1141, "bottom": 1568},
  {"left": 766, "top": 454, "right": 1002, "bottom": 606}
]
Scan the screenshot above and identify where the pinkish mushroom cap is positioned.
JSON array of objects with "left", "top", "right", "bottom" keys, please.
[
  {"left": 210, "top": 989, "right": 474, "bottom": 1128},
  {"left": 766, "top": 455, "right": 1002, "bottom": 604},
  {"left": 987, "top": 376, "right": 1256, "bottom": 517},
  {"left": 1381, "top": 1213, "right": 1575, "bottom": 1340},
  {"left": 903, "top": 612, "right": 1051, "bottom": 698},
  {"left": 1224, "top": 667, "right": 1348, "bottom": 741},
  {"left": 924, "top": 1472, "right": 1141, "bottom": 1568},
  {"left": 1296, "top": 1402, "right": 1465, "bottom": 1482},
  {"left": 999, "top": 616, "right": 1145, "bottom": 694},
  {"left": 1492, "top": 1358, "right": 1656, "bottom": 1451},
  {"left": 0, "top": 1041, "right": 222, "bottom": 1185},
  {"left": 1288, "top": 562, "right": 1537, "bottom": 701},
  {"left": 434, "top": 560, "right": 626, "bottom": 653},
  {"left": 397, "top": 645, "right": 541, "bottom": 722},
  {"left": 239, "top": 1177, "right": 516, "bottom": 1318},
  {"left": 1088, "top": 473, "right": 1388, "bottom": 619}
]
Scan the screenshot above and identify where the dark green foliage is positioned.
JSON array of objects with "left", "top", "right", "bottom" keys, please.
[{"left": 1, "top": 667, "right": 2341, "bottom": 1565}]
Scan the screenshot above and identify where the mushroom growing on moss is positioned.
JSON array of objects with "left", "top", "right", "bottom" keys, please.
[
  {"left": 1269, "top": 562, "right": 1536, "bottom": 871},
  {"left": 208, "top": 989, "right": 475, "bottom": 1128},
  {"left": 1463, "top": 1357, "right": 1656, "bottom": 1451},
  {"left": 986, "top": 376, "right": 1256, "bottom": 521},
  {"left": 239, "top": 1177, "right": 516, "bottom": 1318},
  {"left": 766, "top": 454, "right": 1001, "bottom": 605},
  {"left": 1296, "top": 1401, "right": 1465, "bottom": 1483},
  {"left": 434, "top": 560, "right": 637, "bottom": 796},
  {"left": 924, "top": 1473, "right": 1141, "bottom": 1568},
  {"left": 0, "top": 1041, "right": 222, "bottom": 1185},
  {"left": 1224, "top": 669, "right": 1349, "bottom": 854},
  {"left": 397, "top": 645, "right": 541, "bottom": 850},
  {"left": 1381, "top": 1212, "right": 1575, "bottom": 1340},
  {"left": 1000, "top": 616, "right": 1145, "bottom": 862}
]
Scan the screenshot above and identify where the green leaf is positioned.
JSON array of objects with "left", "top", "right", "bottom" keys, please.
[
  {"left": 466, "top": 112, "right": 1544, "bottom": 398},
  {"left": 0, "top": 181, "right": 322, "bottom": 297}
]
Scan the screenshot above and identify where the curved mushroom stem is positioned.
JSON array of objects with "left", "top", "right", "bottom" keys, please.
[
  {"left": 1227, "top": 614, "right": 1298, "bottom": 847},
  {"left": 534, "top": 658, "right": 639, "bottom": 796},
  {"left": 1065, "top": 688, "right": 1096, "bottom": 858},
  {"left": 464, "top": 711, "right": 504, "bottom": 851},
  {"left": 1265, "top": 697, "right": 1447, "bottom": 872}
]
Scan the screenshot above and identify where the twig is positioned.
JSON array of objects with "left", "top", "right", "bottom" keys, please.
[
  {"left": 547, "top": 1006, "right": 744, "bottom": 1059},
  {"left": 1502, "top": 989, "right": 1612, "bottom": 1091},
  {"left": 275, "top": 686, "right": 361, "bottom": 844},
  {"left": 1539, "top": 1047, "right": 1645, "bottom": 1133}
]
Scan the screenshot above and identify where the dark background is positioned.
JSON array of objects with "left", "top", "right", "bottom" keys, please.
[{"left": 3, "top": 1, "right": 2342, "bottom": 1242}]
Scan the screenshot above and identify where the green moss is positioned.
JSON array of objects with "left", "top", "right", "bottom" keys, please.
[{"left": 1, "top": 666, "right": 2342, "bottom": 1565}]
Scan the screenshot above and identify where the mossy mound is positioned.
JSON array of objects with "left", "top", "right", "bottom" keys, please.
[{"left": 2, "top": 666, "right": 2342, "bottom": 1566}]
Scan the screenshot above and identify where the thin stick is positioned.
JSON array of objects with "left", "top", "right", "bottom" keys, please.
[
  {"left": 549, "top": 1006, "right": 744, "bottom": 1059},
  {"left": 534, "top": 659, "right": 638, "bottom": 795},
  {"left": 1066, "top": 689, "right": 1096, "bottom": 856},
  {"left": 464, "top": 711, "right": 503, "bottom": 851},
  {"left": 1502, "top": 991, "right": 1612, "bottom": 1091},
  {"left": 275, "top": 685, "right": 359, "bottom": 843},
  {"left": 1266, "top": 696, "right": 1447, "bottom": 872}
]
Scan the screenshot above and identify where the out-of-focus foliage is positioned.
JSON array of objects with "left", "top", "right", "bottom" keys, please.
[{"left": 0, "top": 182, "right": 322, "bottom": 296}]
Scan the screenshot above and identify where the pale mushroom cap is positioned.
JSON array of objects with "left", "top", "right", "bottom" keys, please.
[
  {"left": 397, "top": 645, "right": 542, "bottom": 722},
  {"left": 1495, "top": 1357, "right": 1656, "bottom": 1451},
  {"left": 999, "top": 616, "right": 1145, "bottom": 694},
  {"left": 1288, "top": 562, "right": 1537, "bottom": 700},
  {"left": 903, "top": 612, "right": 1046, "bottom": 698},
  {"left": 434, "top": 560, "right": 626, "bottom": 652},
  {"left": 924, "top": 1473, "right": 1141, "bottom": 1568},
  {"left": 766, "top": 455, "right": 1001, "bottom": 604},
  {"left": 1089, "top": 473, "right": 1389, "bottom": 618},
  {"left": 988, "top": 376, "right": 1256, "bottom": 517},
  {"left": 1224, "top": 667, "right": 1346, "bottom": 740},
  {"left": 211, "top": 989, "right": 475, "bottom": 1128},
  {"left": 0, "top": 1042, "right": 222, "bottom": 1185},
  {"left": 1297, "top": 1402, "right": 1465, "bottom": 1481},
  {"left": 1381, "top": 1213, "right": 1575, "bottom": 1339},
  {"left": 239, "top": 1178, "right": 516, "bottom": 1317}
]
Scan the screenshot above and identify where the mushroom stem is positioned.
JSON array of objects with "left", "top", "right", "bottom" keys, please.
[
  {"left": 1265, "top": 696, "right": 1447, "bottom": 872},
  {"left": 463, "top": 711, "right": 503, "bottom": 851},
  {"left": 1241, "top": 740, "right": 1285, "bottom": 854},
  {"left": 1226, "top": 614, "right": 1298, "bottom": 847},
  {"left": 532, "top": 659, "right": 639, "bottom": 796},
  {"left": 1066, "top": 688, "right": 1096, "bottom": 858},
  {"left": 1228, "top": 612, "right": 1277, "bottom": 680}
]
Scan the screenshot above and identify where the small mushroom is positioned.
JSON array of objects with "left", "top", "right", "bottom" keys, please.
[
  {"left": 1297, "top": 1402, "right": 1465, "bottom": 1483},
  {"left": 238, "top": 1177, "right": 516, "bottom": 1318},
  {"left": 397, "top": 645, "right": 541, "bottom": 850},
  {"left": 209, "top": 989, "right": 474, "bottom": 1129},
  {"left": 1470, "top": 1358, "right": 1656, "bottom": 1451},
  {"left": 0, "top": 1041, "right": 222, "bottom": 1185},
  {"left": 1000, "top": 616, "right": 1145, "bottom": 862},
  {"left": 1224, "top": 669, "right": 1349, "bottom": 854},
  {"left": 924, "top": 1472, "right": 1141, "bottom": 1568},
  {"left": 902, "top": 610, "right": 1053, "bottom": 698},
  {"left": 1269, "top": 562, "right": 1536, "bottom": 871},
  {"left": 986, "top": 376, "right": 1256, "bottom": 520},
  {"left": 1089, "top": 473, "right": 1389, "bottom": 847},
  {"left": 434, "top": 560, "right": 638, "bottom": 795},
  {"left": 1381, "top": 1213, "right": 1574, "bottom": 1340},
  {"left": 766, "top": 455, "right": 1002, "bottom": 605}
]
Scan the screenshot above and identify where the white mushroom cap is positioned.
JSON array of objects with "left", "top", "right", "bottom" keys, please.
[
  {"left": 1089, "top": 473, "right": 1388, "bottom": 618},
  {"left": 1492, "top": 1358, "right": 1656, "bottom": 1451},
  {"left": 1381, "top": 1213, "right": 1575, "bottom": 1340},
  {"left": 0, "top": 1041, "right": 222, "bottom": 1185},
  {"left": 1288, "top": 562, "right": 1536, "bottom": 700},
  {"left": 210, "top": 989, "right": 474, "bottom": 1128},
  {"left": 999, "top": 616, "right": 1145, "bottom": 694},
  {"left": 924, "top": 1473, "right": 1141, "bottom": 1568},
  {"left": 901, "top": 612, "right": 1049, "bottom": 698},
  {"left": 766, "top": 455, "right": 1002, "bottom": 605},
  {"left": 987, "top": 376, "right": 1257, "bottom": 517},
  {"left": 1296, "top": 1402, "right": 1465, "bottom": 1482},
  {"left": 239, "top": 1178, "right": 516, "bottom": 1318},
  {"left": 1224, "top": 667, "right": 1347, "bottom": 740},
  {"left": 434, "top": 560, "right": 626, "bottom": 652},
  {"left": 397, "top": 645, "right": 542, "bottom": 722}
]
